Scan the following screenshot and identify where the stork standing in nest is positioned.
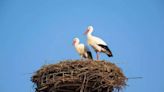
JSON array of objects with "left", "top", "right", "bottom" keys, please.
[
  {"left": 73, "top": 38, "right": 93, "bottom": 60},
  {"left": 84, "top": 26, "right": 113, "bottom": 60}
]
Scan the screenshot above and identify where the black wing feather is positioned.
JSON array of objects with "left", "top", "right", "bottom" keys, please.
[
  {"left": 98, "top": 44, "right": 113, "bottom": 57},
  {"left": 84, "top": 45, "right": 93, "bottom": 59},
  {"left": 87, "top": 51, "right": 93, "bottom": 59}
]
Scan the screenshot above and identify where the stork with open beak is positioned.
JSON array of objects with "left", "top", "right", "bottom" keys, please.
[
  {"left": 84, "top": 26, "right": 113, "bottom": 60},
  {"left": 73, "top": 38, "right": 93, "bottom": 60}
]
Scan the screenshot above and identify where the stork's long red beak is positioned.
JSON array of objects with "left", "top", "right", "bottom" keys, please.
[
  {"left": 72, "top": 40, "right": 76, "bottom": 45},
  {"left": 84, "top": 29, "right": 89, "bottom": 35}
]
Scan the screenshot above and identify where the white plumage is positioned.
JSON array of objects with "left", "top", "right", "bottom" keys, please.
[
  {"left": 73, "top": 38, "right": 92, "bottom": 59},
  {"left": 84, "top": 26, "right": 113, "bottom": 60}
]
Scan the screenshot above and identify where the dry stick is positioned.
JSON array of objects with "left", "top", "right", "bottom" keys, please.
[
  {"left": 128, "top": 77, "right": 143, "bottom": 79},
  {"left": 80, "top": 74, "right": 86, "bottom": 92}
]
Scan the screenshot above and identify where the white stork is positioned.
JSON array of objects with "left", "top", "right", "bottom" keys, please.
[
  {"left": 84, "top": 26, "right": 113, "bottom": 60},
  {"left": 73, "top": 38, "right": 93, "bottom": 60}
]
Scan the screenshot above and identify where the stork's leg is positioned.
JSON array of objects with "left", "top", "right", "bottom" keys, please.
[
  {"left": 96, "top": 52, "right": 100, "bottom": 60},
  {"left": 80, "top": 56, "right": 84, "bottom": 60}
]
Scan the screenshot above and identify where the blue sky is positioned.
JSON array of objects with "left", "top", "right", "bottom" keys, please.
[{"left": 0, "top": 0, "right": 164, "bottom": 92}]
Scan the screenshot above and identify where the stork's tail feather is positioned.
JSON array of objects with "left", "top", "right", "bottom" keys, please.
[{"left": 87, "top": 51, "right": 93, "bottom": 59}]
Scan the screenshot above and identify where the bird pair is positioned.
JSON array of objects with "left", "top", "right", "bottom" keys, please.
[{"left": 73, "top": 26, "right": 113, "bottom": 60}]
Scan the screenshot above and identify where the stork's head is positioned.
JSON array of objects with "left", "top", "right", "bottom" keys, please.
[
  {"left": 72, "top": 37, "right": 80, "bottom": 45},
  {"left": 84, "top": 26, "right": 93, "bottom": 35}
]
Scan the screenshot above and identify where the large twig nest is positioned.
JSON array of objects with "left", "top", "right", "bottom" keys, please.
[{"left": 32, "top": 60, "right": 127, "bottom": 92}]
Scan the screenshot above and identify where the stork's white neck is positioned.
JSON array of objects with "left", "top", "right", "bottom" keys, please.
[
  {"left": 87, "top": 33, "right": 92, "bottom": 38},
  {"left": 74, "top": 41, "right": 79, "bottom": 47},
  {"left": 87, "top": 29, "right": 93, "bottom": 38}
]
